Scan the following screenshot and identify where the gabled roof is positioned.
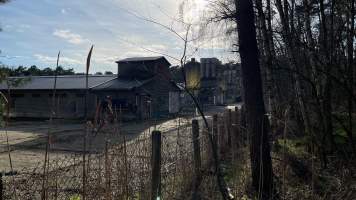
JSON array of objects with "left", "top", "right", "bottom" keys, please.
[
  {"left": 0, "top": 75, "right": 116, "bottom": 90},
  {"left": 91, "top": 77, "right": 153, "bottom": 91},
  {"left": 116, "top": 56, "right": 171, "bottom": 66}
]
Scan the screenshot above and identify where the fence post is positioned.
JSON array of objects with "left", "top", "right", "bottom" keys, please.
[
  {"left": 240, "top": 105, "right": 247, "bottom": 146},
  {"left": 212, "top": 114, "right": 219, "bottom": 149},
  {"left": 227, "top": 109, "right": 232, "bottom": 148},
  {"left": 231, "top": 124, "right": 240, "bottom": 162},
  {"left": 234, "top": 106, "right": 239, "bottom": 124},
  {"left": 82, "top": 125, "right": 88, "bottom": 200},
  {"left": 211, "top": 114, "right": 219, "bottom": 164},
  {"left": 218, "top": 124, "right": 226, "bottom": 156},
  {"left": 192, "top": 119, "right": 201, "bottom": 199},
  {"left": 105, "top": 140, "right": 112, "bottom": 200},
  {"left": 151, "top": 130, "right": 161, "bottom": 200},
  {"left": 235, "top": 108, "right": 241, "bottom": 147},
  {"left": 1, "top": 172, "right": 3, "bottom": 200}
]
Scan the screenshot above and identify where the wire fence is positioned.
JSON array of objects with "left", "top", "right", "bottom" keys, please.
[{"left": 1, "top": 107, "right": 244, "bottom": 200}]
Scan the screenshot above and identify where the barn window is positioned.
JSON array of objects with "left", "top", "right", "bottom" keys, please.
[
  {"left": 32, "top": 94, "right": 41, "bottom": 98},
  {"left": 69, "top": 101, "right": 76, "bottom": 113},
  {"left": 49, "top": 93, "right": 67, "bottom": 98},
  {"left": 10, "top": 93, "right": 24, "bottom": 98},
  {"left": 76, "top": 94, "right": 85, "bottom": 98},
  {"left": 10, "top": 99, "right": 15, "bottom": 108}
]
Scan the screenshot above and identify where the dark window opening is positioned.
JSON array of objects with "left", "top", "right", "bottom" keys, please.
[
  {"left": 111, "top": 99, "right": 129, "bottom": 109},
  {"left": 70, "top": 101, "right": 76, "bottom": 113},
  {"left": 10, "top": 99, "right": 15, "bottom": 108},
  {"left": 49, "top": 94, "right": 67, "bottom": 97},
  {"left": 10, "top": 93, "right": 24, "bottom": 98},
  {"left": 32, "top": 94, "right": 41, "bottom": 98}
]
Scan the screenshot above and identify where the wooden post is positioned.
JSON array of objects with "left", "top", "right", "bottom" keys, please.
[
  {"left": 192, "top": 119, "right": 201, "bottom": 199},
  {"left": 239, "top": 105, "right": 246, "bottom": 146},
  {"left": 105, "top": 140, "right": 111, "bottom": 200},
  {"left": 212, "top": 114, "right": 219, "bottom": 149},
  {"left": 55, "top": 172, "right": 58, "bottom": 200},
  {"left": 1, "top": 172, "right": 3, "bottom": 200},
  {"left": 218, "top": 124, "right": 226, "bottom": 156},
  {"left": 235, "top": 108, "right": 241, "bottom": 147},
  {"left": 151, "top": 131, "right": 161, "bottom": 200},
  {"left": 231, "top": 124, "right": 239, "bottom": 162},
  {"left": 123, "top": 136, "right": 129, "bottom": 199},
  {"left": 234, "top": 106, "right": 239, "bottom": 124},
  {"left": 212, "top": 114, "right": 219, "bottom": 164},
  {"left": 82, "top": 128, "right": 87, "bottom": 200},
  {"left": 227, "top": 109, "right": 232, "bottom": 148}
]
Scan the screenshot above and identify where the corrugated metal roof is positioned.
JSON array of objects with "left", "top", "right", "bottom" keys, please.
[
  {"left": 91, "top": 77, "right": 153, "bottom": 91},
  {"left": 0, "top": 75, "right": 116, "bottom": 90},
  {"left": 116, "top": 56, "right": 164, "bottom": 62}
]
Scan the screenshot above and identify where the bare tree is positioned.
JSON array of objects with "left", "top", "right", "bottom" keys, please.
[
  {"left": 124, "top": 2, "right": 235, "bottom": 199},
  {"left": 0, "top": 0, "right": 10, "bottom": 31}
]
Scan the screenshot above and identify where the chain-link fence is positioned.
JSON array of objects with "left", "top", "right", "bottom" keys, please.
[
  {"left": 2, "top": 116, "right": 217, "bottom": 200},
  {"left": 2, "top": 108, "right": 245, "bottom": 200}
]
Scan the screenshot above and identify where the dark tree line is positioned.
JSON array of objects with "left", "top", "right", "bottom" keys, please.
[
  {"left": 0, "top": 65, "right": 114, "bottom": 77},
  {"left": 207, "top": 0, "right": 355, "bottom": 198},
  {"left": 0, "top": 65, "right": 75, "bottom": 76}
]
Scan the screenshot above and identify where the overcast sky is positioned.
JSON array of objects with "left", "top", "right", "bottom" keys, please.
[{"left": 0, "top": 0, "right": 237, "bottom": 73}]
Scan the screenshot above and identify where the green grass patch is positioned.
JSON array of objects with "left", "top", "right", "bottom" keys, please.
[{"left": 275, "top": 137, "right": 308, "bottom": 156}]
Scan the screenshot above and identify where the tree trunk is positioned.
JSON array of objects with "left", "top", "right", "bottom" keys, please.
[
  {"left": 347, "top": 0, "right": 355, "bottom": 153},
  {"left": 255, "top": 0, "right": 277, "bottom": 128},
  {"left": 235, "top": 0, "right": 273, "bottom": 198}
]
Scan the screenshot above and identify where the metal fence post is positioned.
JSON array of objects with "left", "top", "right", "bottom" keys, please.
[{"left": 151, "top": 130, "right": 161, "bottom": 200}]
